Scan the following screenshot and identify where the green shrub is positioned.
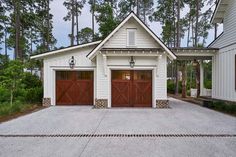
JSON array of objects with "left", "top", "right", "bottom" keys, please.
[
  {"left": 207, "top": 101, "right": 236, "bottom": 115},
  {"left": 167, "top": 79, "right": 175, "bottom": 94},
  {"left": 178, "top": 81, "right": 182, "bottom": 93},
  {"left": 204, "top": 80, "right": 212, "bottom": 89},
  {"left": 0, "top": 86, "right": 10, "bottom": 103},
  {"left": 21, "top": 72, "right": 42, "bottom": 88},
  {"left": 24, "top": 87, "right": 43, "bottom": 103},
  {"left": 0, "top": 101, "right": 30, "bottom": 116}
]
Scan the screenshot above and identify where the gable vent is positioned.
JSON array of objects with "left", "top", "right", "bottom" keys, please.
[{"left": 127, "top": 29, "right": 136, "bottom": 47}]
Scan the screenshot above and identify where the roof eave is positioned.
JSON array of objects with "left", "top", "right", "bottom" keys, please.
[
  {"left": 210, "top": 0, "right": 229, "bottom": 24},
  {"left": 30, "top": 40, "right": 102, "bottom": 60}
]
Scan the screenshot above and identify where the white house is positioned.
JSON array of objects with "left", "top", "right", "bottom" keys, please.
[
  {"left": 31, "top": 12, "right": 176, "bottom": 108},
  {"left": 208, "top": 0, "right": 236, "bottom": 102}
]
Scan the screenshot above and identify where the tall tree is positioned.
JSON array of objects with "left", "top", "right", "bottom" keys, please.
[
  {"left": 139, "top": 0, "right": 154, "bottom": 24},
  {"left": 1, "top": 0, "right": 56, "bottom": 61},
  {"left": 77, "top": 27, "right": 94, "bottom": 44},
  {"left": 118, "top": 0, "right": 136, "bottom": 20},
  {"left": 0, "top": 2, "right": 8, "bottom": 55},
  {"left": 64, "top": 0, "right": 85, "bottom": 46},
  {"left": 13, "top": 0, "right": 22, "bottom": 59},
  {"left": 88, "top": 0, "right": 96, "bottom": 40},
  {"left": 150, "top": 0, "right": 183, "bottom": 47},
  {"left": 95, "top": 2, "right": 119, "bottom": 39}
]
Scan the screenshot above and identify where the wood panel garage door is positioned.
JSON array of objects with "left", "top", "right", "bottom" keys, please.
[
  {"left": 112, "top": 70, "right": 152, "bottom": 107},
  {"left": 56, "top": 71, "right": 93, "bottom": 105}
]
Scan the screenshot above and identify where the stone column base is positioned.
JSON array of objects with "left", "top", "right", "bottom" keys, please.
[
  {"left": 94, "top": 99, "right": 108, "bottom": 108},
  {"left": 42, "top": 98, "right": 51, "bottom": 107},
  {"left": 156, "top": 100, "right": 169, "bottom": 108}
]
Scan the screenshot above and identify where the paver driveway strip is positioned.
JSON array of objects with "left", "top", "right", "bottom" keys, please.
[{"left": 0, "top": 98, "right": 235, "bottom": 157}]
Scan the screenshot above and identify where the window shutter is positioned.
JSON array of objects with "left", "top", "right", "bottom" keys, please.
[{"left": 127, "top": 29, "right": 136, "bottom": 46}]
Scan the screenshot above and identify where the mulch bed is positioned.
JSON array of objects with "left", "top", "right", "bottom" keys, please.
[
  {"left": 168, "top": 93, "right": 204, "bottom": 105},
  {"left": 0, "top": 105, "right": 46, "bottom": 123},
  {"left": 168, "top": 94, "right": 236, "bottom": 117}
]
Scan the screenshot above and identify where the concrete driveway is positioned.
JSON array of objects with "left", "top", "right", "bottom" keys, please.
[{"left": 0, "top": 98, "right": 235, "bottom": 157}]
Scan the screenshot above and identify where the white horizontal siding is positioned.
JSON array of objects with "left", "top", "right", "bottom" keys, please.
[
  {"left": 156, "top": 55, "right": 167, "bottom": 99},
  {"left": 103, "top": 18, "right": 160, "bottom": 48},
  {"left": 211, "top": 0, "right": 236, "bottom": 48},
  {"left": 44, "top": 46, "right": 95, "bottom": 67},
  {"left": 96, "top": 54, "right": 109, "bottom": 99}
]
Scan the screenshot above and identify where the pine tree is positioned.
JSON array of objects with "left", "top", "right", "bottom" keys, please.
[
  {"left": 95, "top": 1, "right": 119, "bottom": 39},
  {"left": 64, "top": 0, "right": 85, "bottom": 46}
]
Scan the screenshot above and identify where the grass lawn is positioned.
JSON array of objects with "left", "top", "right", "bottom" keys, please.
[{"left": 0, "top": 102, "right": 44, "bottom": 123}]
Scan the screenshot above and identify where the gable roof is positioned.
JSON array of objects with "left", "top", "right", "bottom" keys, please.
[
  {"left": 87, "top": 12, "right": 177, "bottom": 60},
  {"left": 211, "top": 0, "right": 230, "bottom": 24},
  {"left": 30, "top": 40, "right": 101, "bottom": 59}
]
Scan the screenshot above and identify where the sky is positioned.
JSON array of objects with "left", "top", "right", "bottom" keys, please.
[
  {"left": 1, "top": 0, "right": 223, "bottom": 57},
  {"left": 50, "top": 0, "right": 222, "bottom": 48}
]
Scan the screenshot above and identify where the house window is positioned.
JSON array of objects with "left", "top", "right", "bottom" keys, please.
[{"left": 127, "top": 28, "right": 136, "bottom": 47}]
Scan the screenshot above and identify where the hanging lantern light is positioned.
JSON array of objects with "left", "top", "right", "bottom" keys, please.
[
  {"left": 129, "top": 56, "right": 135, "bottom": 68},
  {"left": 68, "top": 56, "right": 76, "bottom": 69}
]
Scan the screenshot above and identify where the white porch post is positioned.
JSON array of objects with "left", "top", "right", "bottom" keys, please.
[{"left": 200, "top": 60, "right": 204, "bottom": 96}]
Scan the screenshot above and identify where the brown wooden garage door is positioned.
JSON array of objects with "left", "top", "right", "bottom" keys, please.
[
  {"left": 112, "top": 70, "right": 152, "bottom": 107},
  {"left": 56, "top": 71, "right": 93, "bottom": 105}
]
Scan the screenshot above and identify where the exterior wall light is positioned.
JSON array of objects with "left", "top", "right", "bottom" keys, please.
[
  {"left": 129, "top": 56, "right": 135, "bottom": 68},
  {"left": 69, "top": 56, "right": 76, "bottom": 69}
]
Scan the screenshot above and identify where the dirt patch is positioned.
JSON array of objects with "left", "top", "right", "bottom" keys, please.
[{"left": 0, "top": 105, "right": 46, "bottom": 123}]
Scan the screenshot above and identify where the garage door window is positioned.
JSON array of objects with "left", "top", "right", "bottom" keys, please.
[
  {"left": 77, "top": 71, "right": 93, "bottom": 80},
  {"left": 134, "top": 71, "right": 152, "bottom": 80},
  {"left": 56, "top": 71, "right": 72, "bottom": 80},
  {"left": 112, "top": 70, "right": 131, "bottom": 80}
]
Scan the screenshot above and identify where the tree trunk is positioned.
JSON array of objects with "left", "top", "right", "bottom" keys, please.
[
  {"left": 136, "top": 0, "right": 140, "bottom": 17},
  {"left": 172, "top": 1, "right": 176, "bottom": 47},
  {"left": 143, "top": 2, "right": 146, "bottom": 23},
  {"left": 71, "top": 0, "right": 75, "bottom": 46},
  {"left": 187, "top": 14, "right": 191, "bottom": 47},
  {"left": 176, "top": 0, "right": 180, "bottom": 47},
  {"left": 10, "top": 88, "right": 13, "bottom": 105},
  {"left": 46, "top": 0, "right": 50, "bottom": 50},
  {"left": 191, "top": 18, "right": 195, "bottom": 47},
  {"left": 76, "top": 1, "right": 79, "bottom": 45},
  {"left": 92, "top": 0, "right": 95, "bottom": 40},
  {"left": 4, "top": 23, "right": 7, "bottom": 57},
  {"left": 195, "top": 0, "right": 199, "bottom": 47},
  {"left": 14, "top": 0, "right": 22, "bottom": 60}
]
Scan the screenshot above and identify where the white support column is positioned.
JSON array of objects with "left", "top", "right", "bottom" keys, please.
[
  {"left": 156, "top": 56, "right": 159, "bottom": 77},
  {"left": 211, "top": 56, "right": 215, "bottom": 98},
  {"left": 200, "top": 60, "right": 204, "bottom": 96},
  {"left": 102, "top": 54, "right": 107, "bottom": 76}
]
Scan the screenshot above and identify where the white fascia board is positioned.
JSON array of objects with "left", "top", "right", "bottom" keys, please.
[
  {"left": 211, "top": 0, "right": 222, "bottom": 24},
  {"left": 31, "top": 40, "right": 102, "bottom": 59}
]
